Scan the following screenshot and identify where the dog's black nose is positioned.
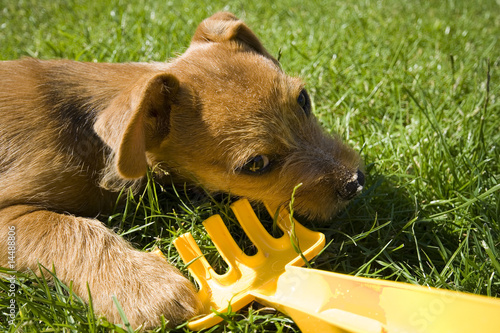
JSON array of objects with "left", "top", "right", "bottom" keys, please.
[{"left": 338, "top": 170, "right": 364, "bottom": 200}]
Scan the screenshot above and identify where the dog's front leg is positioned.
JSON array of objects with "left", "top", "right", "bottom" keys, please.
[{"left": 0, "top": 205, "right": 202, "bottom": 329}]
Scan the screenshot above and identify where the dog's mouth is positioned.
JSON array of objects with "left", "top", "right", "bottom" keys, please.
[{"left": 277, "top": 169, "right": 365, "bottom": 221}]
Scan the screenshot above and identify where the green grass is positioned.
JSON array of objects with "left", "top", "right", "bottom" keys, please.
[{"left": 1, "top": 0, "right": 499, "bottom": 331}]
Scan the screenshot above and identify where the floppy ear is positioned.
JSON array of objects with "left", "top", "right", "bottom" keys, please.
[
  {"left": 192, "top": 12, "right": 278, "bottom": 64},
  {"left": 94, "top": 73, "right": 179, "bottom": 179}
]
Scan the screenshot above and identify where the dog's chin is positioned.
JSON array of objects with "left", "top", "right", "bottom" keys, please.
[
  {"left": 260, "top": 195, "right": 349, "bottom": 224},
  {"left": 288, "top": 197, "right": 351, "bottom": 223}
]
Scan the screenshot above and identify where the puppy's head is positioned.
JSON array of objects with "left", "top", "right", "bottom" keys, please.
[{"left": 96, "top": 12, "right": 364, "bottom": 220}]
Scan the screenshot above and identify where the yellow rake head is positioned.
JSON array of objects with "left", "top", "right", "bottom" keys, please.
[
  {"left": 172, "top": 198, "right": 325, "bottom": 330},
  {"left": 171, "top": 199, "right": 500, "bottom": 333}
]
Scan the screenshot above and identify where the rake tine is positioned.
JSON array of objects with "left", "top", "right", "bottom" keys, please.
[
  {"left": 172, "top": 233, "right": 213, "bottom": 304},
  {"left": 231, "top": 199, "right": 288, "bottom": 255},
  {"left": 202, "top": 215, "right": 244, "bottom": 282},
  {"left": 264, "top": 202, "right": 297, "bottom": 235},
  {"left": 265, "top": 202, "right": 325, "bottom": 258}
]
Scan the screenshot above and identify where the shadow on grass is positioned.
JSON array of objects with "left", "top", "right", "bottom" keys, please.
[{"left": 313, "top": 165, "right": 470, "bottom": 289}]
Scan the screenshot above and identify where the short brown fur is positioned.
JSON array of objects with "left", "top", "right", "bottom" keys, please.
[{"left": 0, "top": 12, "right": 363, "bottom": 329}]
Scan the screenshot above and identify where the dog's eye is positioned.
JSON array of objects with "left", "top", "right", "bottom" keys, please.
[
  {"left": 297, "top": 89, "right": 311, "bottom": 116},
  {"left": 241, "top": 155, "right": 271, "bottom": 174}
]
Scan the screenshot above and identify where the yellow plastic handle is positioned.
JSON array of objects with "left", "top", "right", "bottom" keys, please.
[{"left": 253, "top": 265, "right": 500, "bottom": 333}]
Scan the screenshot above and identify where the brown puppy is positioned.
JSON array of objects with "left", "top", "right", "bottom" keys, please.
[{"left": 0, "top": 12, "right": 363, "bottom": 328}]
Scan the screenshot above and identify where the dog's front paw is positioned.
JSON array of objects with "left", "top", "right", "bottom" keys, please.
[{"left": 90, "top": 250, "right": 203, "bottom": 329}]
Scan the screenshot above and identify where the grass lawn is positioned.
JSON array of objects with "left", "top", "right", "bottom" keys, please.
[{"left": 1, "top": 0, "right": 499, "bottom": 331}]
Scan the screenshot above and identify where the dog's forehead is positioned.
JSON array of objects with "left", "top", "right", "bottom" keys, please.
[
  {"left": 177, "top": 43, "right": 303, "bottom": 95},
  {"left": 172, "top": 43, "right": 309, "bottom": 157},
  {"left": 187, "top": 48, "right": 304, "bottom": 118}
]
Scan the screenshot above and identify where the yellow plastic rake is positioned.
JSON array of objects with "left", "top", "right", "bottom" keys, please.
[{"left": 172, "top": 199, "right": 500, "bottom": 332}]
